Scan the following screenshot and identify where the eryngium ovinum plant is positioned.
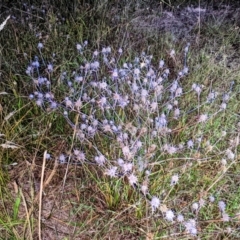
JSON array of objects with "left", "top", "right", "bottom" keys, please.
[{"left": 26, "top": 41, "right": 237, "bottom": 236}]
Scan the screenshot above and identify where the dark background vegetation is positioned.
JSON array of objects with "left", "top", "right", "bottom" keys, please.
[{"left": 2, "top": 0, "right": 240, "bottom": 18}]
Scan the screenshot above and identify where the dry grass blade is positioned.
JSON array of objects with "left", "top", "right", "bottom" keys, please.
[
  {"left": 1, "top": 141, "right": 21, "bottom": 149},
  {"left": 0, "top": 15, "right": 10, "bottom": 32},
  {"left": 21, "top": 155, "right": 58, "bottom": 237},
  {"left": 38, "top": 151, "right": 47, "bottom": 240},
  {"left": 18, "top": 183, "right": 33, "bottom": 240}
]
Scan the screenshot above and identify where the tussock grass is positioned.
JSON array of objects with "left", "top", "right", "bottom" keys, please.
[{"left": 0, "top": 1, "right": 240, "bottom": 239}]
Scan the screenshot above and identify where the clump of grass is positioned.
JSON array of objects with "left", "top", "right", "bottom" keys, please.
[
  {"left": 23, "top": 38, "right": 239, "bottom": 238},
  {"left": 1, "top": 1, "right": 240, "bottom": 239}
]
